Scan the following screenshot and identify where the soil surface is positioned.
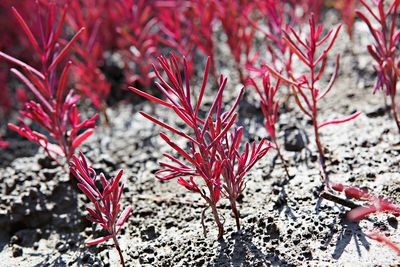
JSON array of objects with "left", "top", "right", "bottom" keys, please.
[{"left": 1, "top": 11, "right": 400, "bottom": 267}]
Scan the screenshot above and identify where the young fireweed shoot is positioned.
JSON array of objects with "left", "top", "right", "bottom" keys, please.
[
  {"left": 115, "top": 0, "right": 158, "bottom": 90},
  {"left": 249, "top": 73, "right": 291, "bottom": 179},
  {"left": 130, "top": 54, "right": 272, "bottom": 239},
  {"left": 356, "top": 0, "right": 400, "bottom": 133},
  {"left": 0, "top": 3, "right": 98, "bottom": 166},
  {"left": 70, "top": 152, "right": 132, "bottom": 267},
  {"left": 67, "top": 0, "right": 112, "bottom": 120},
  {"left": 265, "top": 14, "right": 361, "bottom": 185},
  {"left": 214, "top": 0, "right": 258, "bottom": 84}
]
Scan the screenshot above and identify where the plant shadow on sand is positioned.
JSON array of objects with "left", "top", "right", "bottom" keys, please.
[{"left": 211, "top": 228, "right": 292, "bottom": 266}]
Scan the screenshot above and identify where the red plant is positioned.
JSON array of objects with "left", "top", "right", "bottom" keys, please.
[
  {"left": 249, "top": 74, "right": 290, "bottom": 178},
  {"left": 215, "top": 0, "right": 257, "bottom": 84},
  {"left": 289, "top": 0, "right": 324, "bottom": 22},
  {"left": 266, "top": 15, "right": 360, "bottom": 184},
  {"left": 334, "top": 0, "right": 357, "bottom": 39},
  {"left": 356, "top": 0, "right": 400, "bottom": 132},
  {"left": 70, "top": 152, "right": 132, "bottom": 267},
  {"left": 0, "top": 2, "right": 98, "bottom": 165},
  {"left": 67, "top": 0, "right": 111, "bottom": 115},
  {"left": 155, "top": 1, "right": 195, "bottom": 75},
  {"left": 186, "top": 0, "right": 217, "bottom": 76},
  {"left": 130, "top": 54, "right": 272, "bottom": 238},
  {"left": 367, "top": 232, "right": 400, "bottom": 256},
  {"left": 330, "top": 182, "right": 400, "bottom": 221},
  {"left": 155, "top": 0, "right": 218, "bottom": 77},
  {"left": 326, "top": 182, "right": 400, "bottom": 255},
  {"left": 246, "top": 1, "right": 301, "bottom": 77},
  {"left": 0, "top": 136, "right": 8, "bottom": 149},
  {"left": 115, "top": 0, "right": 158, "bottom": 89}
]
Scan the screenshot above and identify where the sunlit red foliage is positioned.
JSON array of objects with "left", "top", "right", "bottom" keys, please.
[
  {"left": 67, "top": 0, "right": 111, "bottom": 112},
  {"left": 130, "top": 54, "right": 272, "bottom": 238},
  {"left": 266, "top": 15, "right": 360, "bottom": 183},
  {"left": 356, "top": 0, "right": 400, "bottom": 132},
  {"left": 1, "top": 2, "right": 98, "bottom": 165},
  {"left": 70, "top": 152, "right": 132, "bottom": 267}
]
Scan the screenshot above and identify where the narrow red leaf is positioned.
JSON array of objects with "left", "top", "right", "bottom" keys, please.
[
  {"left": 86, "top": 235, "right": 112, "bottom": 246},
  {"left": 318, "top": 112, "right": 361, "bottom": 129},
  {"left": 48, "top": 27, "right": 85, "bottom": 72}
]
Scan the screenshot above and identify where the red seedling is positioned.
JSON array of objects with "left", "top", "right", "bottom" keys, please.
[
  {"left": 67, "top": 0, "right": 111, "bottom": 117},
  {"left": 334, "top": 0, "right": 358, "bottom": 39},
  {"left": 266, "top": 15, "right": 360, "bottom": 184},
  {"left": 1, "top": 3, "right": 98, "bottom": 165},
  {"left": 325, "top": 181, "right": 400, "bottom": 256},
  {"left": 356, "top": 0, "right": 400, "bottom": 132},
  {"left": 330, "top": 182, "right": 400, "bottom": 221},
  {"left": 249, "top": 74, "right": 290, "bottom": 178},
  {"left": 214, "top": 0, "right": 257, "bottom": 84},
  {"left": 186, "top": 0, "right": 217, "bottom": 77},
  {"left": 367, "top": 232, "right": 400, "bottom": 256},
  {"left": 70, "top": 152, "right": 132, "bottom": 267},
  {"left": 155, "top": 1, "right": 195, "bottom": 75},
  {"left": 130, "top": 54, "right": 272, "bottom": 238},
  {"left": 115, "top": 0, "right": 158, "bottom": 90},
  {"left": 246, "top": 0, "right": 295, "bottom": 75}
]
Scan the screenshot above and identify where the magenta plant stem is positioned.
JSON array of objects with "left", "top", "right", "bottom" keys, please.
[
  {"left": 313, "top": 116, "right": 328, "bottom": 183},
  {"left": 264, "top": 16, "right": 362, "bottom": 187},
  {"left": 229, "top": 197, "right": 240, "bottom": 231},
  {"left": 112, "top": 234, "right": 126, "bottom": 267},
  {"left": 273, "top": 139, "right": 290, "bottom": 179},
  {"left": 209, "top": 202, "right": 224, "bottom": 239}
]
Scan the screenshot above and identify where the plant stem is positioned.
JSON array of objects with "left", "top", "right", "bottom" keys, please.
[
  {"left": 112, "top": 235, "right": 125, "bottom": 267},
  {"left": 274, "top": 139, "right": 290, "bottom": 179},
  {"left": 101, "top": 101, "right": 110, "bottom": 126},
  {"left": 313, "top": 119, "right": 329, "bottom": 185},
  {"left": 238, "top": 67, "right": 245, "bottom": 85},
  {"left": 210, "top": 202, "right": 224, "bottom": 239},
  {"left": 229, "top": 198, "right": 241, "bottom": 231}
]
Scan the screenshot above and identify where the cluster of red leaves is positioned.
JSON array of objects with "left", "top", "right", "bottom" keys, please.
[
  {"left": 248, "top": 74, "right": 290, "bottom": 177},
  {"left": 247, "top": 0, "right": 295, "bottom": 76},
  {"left": 215, "top": 0, "right": 257, "bottom": 84},
  {"left": 0, "top": 2, "right": 98, "bottom": 164},
  {"left": 330, "top": 182, "right": 400, "bottom": 255},
  {"left": 70, "top": 152, "right": 132, "bottom": 267},
  {"left": 155, "top": 0, "right": 218, "bottom": 78},
  {"left": 155, "top": 1, "right": 195, "bottom": 74},
  {"left": 115, "top": 0, "right": 158, "bottom": 90},
  {"left": 333, "top": 0, "right": 358, "bottom": 39},
  {"left": 66, "top": 0, "right": 111, "bottom": 113},
  {"left": 265, "top": 15, "right": 360, "bottom": 183},
  {"left": 249, "top": 74, "right": 280, "bottom": 142},
  {"left": 185, "top": 0, "right": 217, "bottom": 76},
  {"left": 0, "top": 1, "right": 36, "bottom": 117},
  {"left": 288, "top": 0, "right": 324, "bottom": 22},
  {"left": 130, "top": 54, "right": 272, "bottom": 239},
  {"left": 356, "top": 0, "right": 400, "bottom": 132}
]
